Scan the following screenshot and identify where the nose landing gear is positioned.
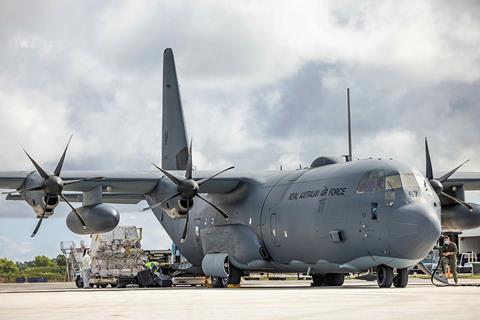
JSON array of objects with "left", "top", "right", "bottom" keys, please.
[
  {"left": 377, "top": 265, "right": 409, "bottom": 288},
  {"left": 377, "top": 265, "right": 393, "bottom": 288},
  {"left": 393, "top": 268, "right": 409, "bottom": 288}
]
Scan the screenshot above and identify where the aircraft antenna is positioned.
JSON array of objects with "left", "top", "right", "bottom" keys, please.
[{"left": 347, "top": 88, "right": 352, "bottom": 162}]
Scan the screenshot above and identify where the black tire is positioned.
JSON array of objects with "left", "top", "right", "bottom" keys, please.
[
  {"left": 325, "top": 273, "right": 344, "bottom": 286},
  {"left": 228, "top": 265, "right": 242, "bottom": 285},
  {"left": 75, "top": 277, "right": 83, "bottom": 288},
  {"left": 377, "top": 265, "right": 393, "bottom": 288},
  {"left": 100, "top": 284, "right": 108, "bottom": 288},
  {"left": 110, "top": 283, "right": 117, "bottom": 288},
  {"left": 311, "top": 274, "right": 325, "bottom": 286},
  {"left": 89, "top": 283, "right": 94, "bottom": 288},
  {"left": 393, "top": 268, "right": 408, "bottom": 288},
  {"left": 211, "top": 276, "right": 228, "bottom": 288}
]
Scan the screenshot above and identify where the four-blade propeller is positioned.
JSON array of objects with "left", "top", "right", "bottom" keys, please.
[
  {"left": 425, "top": 137, "right": 472, "bottom": 211},
  {"left": 5, "top": 136, "right": 104, "bottom": 237},
  {"left": 141, "top": 141, "right": 234, "bottom": 242}
]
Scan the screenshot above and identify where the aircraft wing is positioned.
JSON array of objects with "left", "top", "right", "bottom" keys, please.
[
  {"left": 442, "top": 171, "right": 480, "bottom": 191},
  {"left": 0, "top": 170, "right": 242, "bottom": 204}
]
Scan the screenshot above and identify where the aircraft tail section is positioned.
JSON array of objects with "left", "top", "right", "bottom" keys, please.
[{"left": 162, "top": 48, "right": 188, "bottom": 170}]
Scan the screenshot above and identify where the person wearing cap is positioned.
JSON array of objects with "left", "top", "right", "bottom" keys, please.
[{"left": 441, "top": 235, "right": 458, "bottom": 285}]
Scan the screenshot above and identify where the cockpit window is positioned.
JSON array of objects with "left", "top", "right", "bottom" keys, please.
[
  {"left": 357, "top": 170, "right": 385, "bottom": 193},
  {"left": 385, "top": 173, "right": 421, "bottom": 190},
  {"left": 385, "top": 175, "right": 402, "bottom": 190}
]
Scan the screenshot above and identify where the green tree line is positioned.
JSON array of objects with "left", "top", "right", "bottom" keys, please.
[{"left": 0, "top": 255, "right": 67, "bottom": 282}]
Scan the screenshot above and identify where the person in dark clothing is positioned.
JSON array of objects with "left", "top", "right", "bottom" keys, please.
[{"left": 441, "top": 235, "right": 458, "bottom": 285}]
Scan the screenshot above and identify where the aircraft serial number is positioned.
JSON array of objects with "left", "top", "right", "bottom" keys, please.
[{"left": 288, "top": 187, "right": 347, "bottom": 200}]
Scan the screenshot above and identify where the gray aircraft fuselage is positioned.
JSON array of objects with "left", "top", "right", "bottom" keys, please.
[{"left": 148, "top": 158, "right": 441, "bottom": 275}]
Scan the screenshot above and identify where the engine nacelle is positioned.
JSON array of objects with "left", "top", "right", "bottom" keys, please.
[
  {"left": 66, "top": 204, "right": 120, "bottom": 235},
  {"left": 42, "top": 195, "right": 59, "bottom": 211},
  {"left": 442, "top": 203, "right": 480, "bottom": 231},
  {"left": 178, "top": 198, "right": 194, "bottom": 212},
  {"left": 23, "top": 190, "right": 60, "bottom": 217}
]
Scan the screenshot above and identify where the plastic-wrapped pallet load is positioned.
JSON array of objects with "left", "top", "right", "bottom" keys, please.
[{"left": 90, "top": 226, "right": 146, "bottom": 280}]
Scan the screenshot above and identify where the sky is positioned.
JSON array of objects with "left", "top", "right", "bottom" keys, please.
[{"left": 0, "top": 0, "right": 479, "bottom": 261}]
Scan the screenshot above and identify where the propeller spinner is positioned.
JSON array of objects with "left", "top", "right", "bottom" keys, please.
[{"left": 142, "top": 141, "right": 234, "bottom": 242}]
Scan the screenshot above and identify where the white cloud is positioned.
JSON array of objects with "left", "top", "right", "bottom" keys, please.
[{"left": 0, "top": 235, "right": 32, "bottom": 261}]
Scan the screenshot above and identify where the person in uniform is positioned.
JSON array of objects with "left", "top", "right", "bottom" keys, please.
[{"left": 441, "top": 235, "right": 458, "bottom": 285}]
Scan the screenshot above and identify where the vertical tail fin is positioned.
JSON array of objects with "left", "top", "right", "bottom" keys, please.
[{"left": 162, "top": 48, "right": 189, "bottom": 170}]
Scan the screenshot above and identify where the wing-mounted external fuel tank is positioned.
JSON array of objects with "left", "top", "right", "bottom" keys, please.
[{"left": 66, "top": 204, "right": 120, "bottom": 234}]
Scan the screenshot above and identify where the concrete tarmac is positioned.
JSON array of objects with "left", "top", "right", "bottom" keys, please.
[{"left": 1, "top": 278, "right": 480, "bottom": 320}]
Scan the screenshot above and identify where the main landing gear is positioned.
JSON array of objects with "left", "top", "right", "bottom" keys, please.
[
  {"left": 377, "top": 265, "right": 408, "bottom": 288},
  {"left": 311, "top": 273, "right": 345, "bottom": 287},
  {"left": 211, "top": 265, "right": 242, "bottom": 288}
]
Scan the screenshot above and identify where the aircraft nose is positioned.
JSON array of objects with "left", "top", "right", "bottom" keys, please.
[{"left": 388, "top": 203, "right": 441, "bottom": 260}]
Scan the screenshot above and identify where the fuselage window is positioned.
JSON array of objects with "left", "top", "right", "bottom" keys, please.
[{"left": 357, "top": 170, "right": 385, "bottom": 193}]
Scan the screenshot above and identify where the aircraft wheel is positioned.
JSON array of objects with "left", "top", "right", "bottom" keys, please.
[
  {"left": 211, "top": 276, "right": 228, "bottom": 288},
  {"left": 228, "top": 265, "right": 242, "bottom": 285},
  {"left": 377, "top": 265, "right": 393, "bottom": 288},
  {"left": 325, "top": 273, "right": 344, "bottom": 286},
  {"left": 393, "top": 268, "right": 408, "bottom": 288},
  {"left": 211, "top": 265, "right": 242, "bottom": 288},
  {"left": 311, "top": 274, "right": 325, "bottom": 286},
  {"left": 75, "top": 277, "right": 83, "bottom": 288}
]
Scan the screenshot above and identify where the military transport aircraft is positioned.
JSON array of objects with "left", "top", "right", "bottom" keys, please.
[{"left": 1, "top": 49, "right": 480, "bottom": 288}]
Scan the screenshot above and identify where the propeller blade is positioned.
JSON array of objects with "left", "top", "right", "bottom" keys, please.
[
  {"left": 54, "top": 135, "right": 73, "bottom": 176},
  {"left": 197, "top": 166, "right": 235, "bottom": 186},
  {"left": 31, "top": 211, "right": 47, "bottom": 238},
  {"left": 60, "top": 193, "right": 87, "bottom": 227},
  {"left": 63, "top": 177, "right": 105, "bottom": 186},
  {"left": 425, "top": 138, "right": 433, "bottom": 180},
  {"left": 2, "top": 185, "right": 44, "bottom": 195},
  {"left": 186, "top": 139, "right": 193, "bottom": 180},
  {"left": 140, "top": 192, "right": 181, "bottom": 212},
  {"left": 440, "top": 192, "right": 473, "bottom": 211},
  {"left": 152, "top": 163, "right": 182, "bottom": 185},
  {"left": 196, "top": 194, "right": 229, "bottom": 219},
  {"left": 438, "top": 160, "right": 470, "bottom": 183},
  {"left": 23, "top": 149, "right": 49, "bottom": 179},
  {"left": 180, "top": 213, "right": 189, "bottom": 243}
]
